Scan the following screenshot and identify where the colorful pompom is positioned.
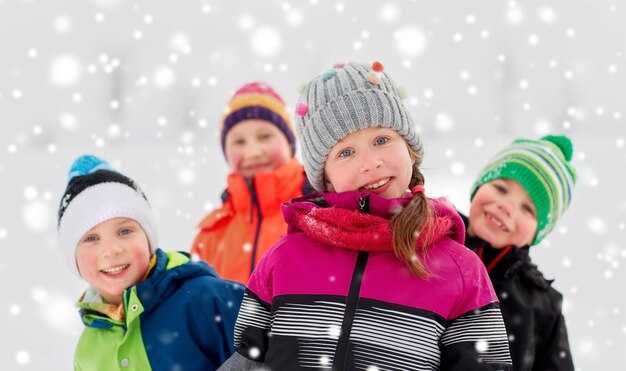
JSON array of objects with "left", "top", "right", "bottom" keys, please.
[
  {"left": 366, "top": 71, "right": 381, "bottom": 85},
  {"left": 543, "top": 135, "right": 574, "bottom": 161},
  {"left": 296, "top": 82, "right": 306, "bottom": 94},
  {"left": 397, "top": 86, "right": 408, "bottom": 100},
  {"left": 322, "top": 69, "right": 336, "bottom": 81},
  {"left": 295, "top": 103, "right": 309, "bottom": 117},
  {"left": 372, "top": 61, "right": 384, "bottom": 72},
  {"left": 332, "top": 62, "right": 345, "bottom": 68},
  {"left": 68, "top": 155, "right": 113, "bottom": 181}
]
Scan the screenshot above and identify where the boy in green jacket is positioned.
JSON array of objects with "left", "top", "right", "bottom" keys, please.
[{"left": 57, "top": 155, "right": 243, "bottom": 370}]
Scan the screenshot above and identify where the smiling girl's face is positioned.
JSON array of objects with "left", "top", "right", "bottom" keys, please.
[{"left": 324, "top": 127, "right": 414, "bottom": 199}]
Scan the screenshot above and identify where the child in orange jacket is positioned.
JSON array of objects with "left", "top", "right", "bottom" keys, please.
[{"left": 191, "top": 82, "right": 312, "bottom": 284}]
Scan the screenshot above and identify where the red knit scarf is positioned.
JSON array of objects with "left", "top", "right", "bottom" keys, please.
[{"left": 292, "top": 206, "right": 454, "bottom": 252}]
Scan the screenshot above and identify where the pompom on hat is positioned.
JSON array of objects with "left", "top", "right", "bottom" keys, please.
[
  {"left": 220, "top": 82, "right": 296, "bottom": 156},
  {"left": 470, "top": 135, "right": 577, "bottom": 245},
  {"left": 294, "top": 61, "right": 421, "bottom": 192},
  {"left": 57, "top": 155, "right": 158, "bottom": 277}
]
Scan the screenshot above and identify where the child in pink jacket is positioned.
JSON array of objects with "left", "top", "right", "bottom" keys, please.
[{"left": 221, "top": 61, "right": 513, "bottom": 371}]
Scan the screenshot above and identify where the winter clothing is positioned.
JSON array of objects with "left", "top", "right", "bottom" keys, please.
[
  {"left": 294, "top": 61, "right": 422, "bottom": 191},
  {"left": 74, "top": 248, "right": 244, "bottom": 371},
  {"left": 220, "top": 81, "right": 296, "bottom": 155},
  {"left": 57, "top": 155, "right": 158, "bottom": 277},
  {"left": 461, "top": 214, "right": 575, "bottom": 371},
  {"left": 470, "top": 135, "right": 576, "bottom": 245},
  {"left": 191, "top": 158, "right": 312, "bottom": 284},
  {"left": 225, "top": 192, "right": 512, "bottom": 370}
]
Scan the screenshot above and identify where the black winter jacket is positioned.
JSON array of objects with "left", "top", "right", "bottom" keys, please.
[{"left": 461, "top": 214, "right": 575, "bottom": 371}]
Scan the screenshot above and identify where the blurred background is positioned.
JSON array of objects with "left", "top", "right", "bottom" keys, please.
[{"left": 1, "top": 0, "right": 624, "bottom": 369}]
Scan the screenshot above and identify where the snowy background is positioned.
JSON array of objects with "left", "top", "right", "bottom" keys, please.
[{"left": 1, "top": 0, "right": 624, "bottom": 369}]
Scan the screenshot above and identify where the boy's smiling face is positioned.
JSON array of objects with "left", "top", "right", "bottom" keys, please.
[
  {"left": 75, "top": 217, "right": 151, "bottom": 305},
  {"left": 468, "top": 178, "right": 538, "bottom": 248}
]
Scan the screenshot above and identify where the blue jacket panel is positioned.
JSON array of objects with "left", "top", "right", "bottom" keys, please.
[{"left": 77, "top": 249, "right": 244, "bottom": 371}]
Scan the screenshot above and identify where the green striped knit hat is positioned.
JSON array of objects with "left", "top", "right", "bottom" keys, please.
[{"left": 470, "top": 135, "right": 576, "bottom": 245}]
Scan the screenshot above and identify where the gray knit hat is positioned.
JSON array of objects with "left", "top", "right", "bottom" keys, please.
[{"left": 294, "top": 61, "right": 421, "bottom": 191}]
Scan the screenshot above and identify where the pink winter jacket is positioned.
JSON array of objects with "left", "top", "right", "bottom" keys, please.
[{"left": 232, "top": 191, "right": 512, "bottom": 371}]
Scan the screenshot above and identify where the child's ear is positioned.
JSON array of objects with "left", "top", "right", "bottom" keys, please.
[
  {"left": 75, "top": 261, "right": 83, "bottom": 278},
  {"left": 466, "top": 223, "right": 477, "bottom": 237},
  {"left": 323, "top": 173, "right": 335, "bottom": 192},
  {"left": 406, "top": 143, "right": 418, "bottom": 166}
]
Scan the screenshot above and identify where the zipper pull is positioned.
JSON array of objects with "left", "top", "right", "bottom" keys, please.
[{"left": 358, "top": 195, "right": 369, "bottom": 213}]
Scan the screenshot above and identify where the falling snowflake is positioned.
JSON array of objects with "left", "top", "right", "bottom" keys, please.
[
  {"left": 249, "top": 346, "right": 261, "bottom": 359},
  {"left": 251, "top": 26, "right": 281, "bottom": 57},
  {"left": 394, "top": 26, "right": 427, "bottom": 57},
  {"left": 434, "top": 113, "right": 455, "bottom": 133},
  {"left": 178, "top": 168, "right": 196, "bottom": 185},
  {"left": 320, "top": 356, "right": 331, "bottom": 366},
  {"left": 153, "top": 66, "right": 176, "bottom": 88},
  {"left": 451, "top": 162, "right": 465, "bottom": 176},
  {"left": 22, "top": 201, "right": 53, "bottom": 232},
  {"left": 588, "top": 216, "right": 607, "bottom": 235},
  {"left": 16, "top": 350, "right": 31, "bottom": 365},
  {"left": 475, "top": 340, "right": 489, "bottom": 353},
  {"left": 49, "top": 55, "right": 82, "bottom": 86},
  {"left": 380, "top": 4, "right": 398, "bottom": 23},
  {"left": 327, "top": 325, "right": 341, "bottom": 339}
]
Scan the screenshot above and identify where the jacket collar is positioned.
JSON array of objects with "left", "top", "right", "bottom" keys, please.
[
  {"left": 226, "top": 157, "right": 305, "bottom": 215},
  {"left": 461, "top": 214, "right": 536, "bottom": 278},
  {"left": 77, "top": 249, "right": 218, "bottom": 326},
  {"left": 131, "top": 249, "right": 217, "bottom": 313}
]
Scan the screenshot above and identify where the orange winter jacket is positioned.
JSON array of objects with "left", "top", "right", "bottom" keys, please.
[{"left": 191, "top": 158, "right": 312, "bottom": 284}]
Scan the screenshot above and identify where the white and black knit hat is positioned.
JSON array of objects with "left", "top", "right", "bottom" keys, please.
[
  {"left": 57, "top": 155, "right": 158, "bottom": 277},
  {"left": 294, "top": 61, "right": 422, "bottom": 191}
]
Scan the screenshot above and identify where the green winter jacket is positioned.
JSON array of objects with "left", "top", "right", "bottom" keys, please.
[{"left": 74, "top": 249, "right": 244, "bottom": 370}]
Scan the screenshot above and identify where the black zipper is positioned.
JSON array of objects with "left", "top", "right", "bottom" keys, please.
[
  {"left": 248, "top": 178, "right": 263, "bottom": 276},
  {"left": 332, "top": 251, "right": 369, "bottom": 370}
]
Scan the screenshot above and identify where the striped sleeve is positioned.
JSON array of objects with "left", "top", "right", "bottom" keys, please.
[
  {"left": 440, "top": 302, "right": 512, "bottom": 370},
  {"left": 233, "top": 289, "right": 272, "bottom": 362},
  {"left": 233, "top": 239, "right": 281, "bottom": 362}
]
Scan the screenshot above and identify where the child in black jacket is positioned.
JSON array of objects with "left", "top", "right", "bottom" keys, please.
[{"left": 462, "top": 135, "right": 576, "bottom": 371}]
